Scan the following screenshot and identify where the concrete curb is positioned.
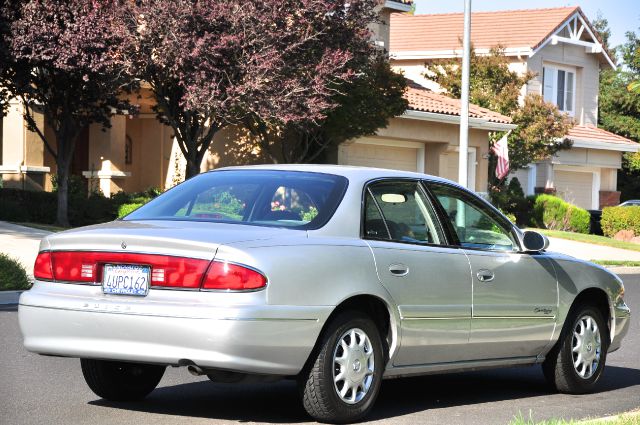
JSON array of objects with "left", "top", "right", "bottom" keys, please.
[{"left": 0, "top": 290, "right": 24, "bottom": 305}]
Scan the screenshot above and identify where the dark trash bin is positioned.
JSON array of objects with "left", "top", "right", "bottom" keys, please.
[{"left": 588, "top": 209, "right": 603, "bottom": 235}]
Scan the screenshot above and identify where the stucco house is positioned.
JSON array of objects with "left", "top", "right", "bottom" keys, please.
[
  {"left": 0, "top": 0, "right": 515, "bottom": 196},
  {"left": 9, "top": 2, "right": 631, "bottom": 205},
  {"left": 390, "top": 6, "right": 639, "bottom": 210}
]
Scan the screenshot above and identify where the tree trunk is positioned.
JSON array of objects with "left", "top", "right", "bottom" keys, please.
[
  {"left": 185, "top": 157, "right": 200, "bottom": 179},
  {"left": 55, "top": 158, "right": 71, "bottom": 227}
]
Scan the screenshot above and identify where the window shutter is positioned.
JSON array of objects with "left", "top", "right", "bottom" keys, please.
[
  {"left": 566, "top": 72, "right": 574, "bottom": 112},
  {"left": 543, "top": 67, "right": 555, "bottom": 103}
]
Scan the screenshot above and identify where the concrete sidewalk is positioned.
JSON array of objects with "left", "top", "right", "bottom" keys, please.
[
  {"left": 546, "top": 236, "right": 640, "bottom": 262},
  {"left": 0, "top": 221, "right": 52, "bottom": 277}
]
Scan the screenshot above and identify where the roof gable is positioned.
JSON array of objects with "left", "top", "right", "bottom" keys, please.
[{"left": 390, "top": 6, "right": 615, "bottom": 68}]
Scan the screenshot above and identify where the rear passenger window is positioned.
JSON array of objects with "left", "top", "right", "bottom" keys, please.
[{"left": 364, "top": 181, "right": 442, "bottom": 245}]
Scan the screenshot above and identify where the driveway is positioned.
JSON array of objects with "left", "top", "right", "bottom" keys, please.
[{"left": 0, "top": 221, "right": 51, "bottom": 277}]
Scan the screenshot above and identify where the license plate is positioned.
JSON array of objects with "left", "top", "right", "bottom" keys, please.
[{"left": 102, "top": 264, "right": 150, "bottom": 296}]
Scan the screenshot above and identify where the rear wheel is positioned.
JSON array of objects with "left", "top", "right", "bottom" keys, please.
[
  {"left": 81, "top": 359, "right": 165, "bottom": 401},
  {"left": 299, "top": 311, "right": 383, "bottom": 423},
  {"left": 543, "top": 304, "right": 609, "bottom": 394}
]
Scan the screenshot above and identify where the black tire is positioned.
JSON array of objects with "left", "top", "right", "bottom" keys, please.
[
  {"left": 81, "top": 359, "right": 166, "bottom": 401},
  {"left": 543, "top": 304, "right": 609, "bottom": 394},
  {"left": 298, "top": 311, "right": 384, "bottom": 424}
]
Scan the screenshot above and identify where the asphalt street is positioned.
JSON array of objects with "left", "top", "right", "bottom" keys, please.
[{"left": 1, "top": 274, "right": 639, "bottom": 425}]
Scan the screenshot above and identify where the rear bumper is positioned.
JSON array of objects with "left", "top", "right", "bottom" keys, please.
[
  {"left": 19, "top": 283, "right": 331, "bottom": 375},
  {"left": 609, "top": 300, "right": 631, "bottom": 353}
]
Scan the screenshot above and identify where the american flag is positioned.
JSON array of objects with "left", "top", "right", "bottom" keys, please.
[{"left": 491, "top": 135, "right": 510, "bottom": 180}]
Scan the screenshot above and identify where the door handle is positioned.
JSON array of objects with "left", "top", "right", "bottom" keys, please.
[
  {"left": 389, "top": 264, "right": 409, "bottom": 277},
  {"left": 476, "top": 269, "right": 495, "bottom": 282}
]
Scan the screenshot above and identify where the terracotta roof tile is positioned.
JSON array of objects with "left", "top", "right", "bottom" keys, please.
[
  {"left": 567, "top": 125, "right": 638, "bottom": 145},
  {"left": 404, "top": 82, "right": 512, "bottom": 124},
  {"left": 390, "top": 7, "right": 579, "bottom": 53}
]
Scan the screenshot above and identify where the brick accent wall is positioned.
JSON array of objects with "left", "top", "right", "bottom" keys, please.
[{"left": 599, "top": 191, "right": 621, "bottom": 208}]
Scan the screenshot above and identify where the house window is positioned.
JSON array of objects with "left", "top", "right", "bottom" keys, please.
[
  {"left": 543, "top": 66, "right": 575, "bottom": 114},
  {"left": 125, "top": 134, "right": 133, "bottom": 165}
]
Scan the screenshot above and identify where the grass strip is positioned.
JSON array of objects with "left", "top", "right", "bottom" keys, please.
[
  {"left": 590, "top": 260, "right": 640, "bottom": 267},
  {"left": 510, "top": 410, "right": 640, "bottom": 425}
]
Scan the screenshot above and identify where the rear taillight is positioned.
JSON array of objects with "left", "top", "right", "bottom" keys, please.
[
  {"left": 201, "top": 261, "right": 267, "bottom": 291},
  {"left": 33, "top": 252, "right": 53, "bottom": 280},
  {"left": 37, "top": 251, "right": 266, "bottom": 291},
  {"left": 47, "top": 252, "right": 209, "bottom": 288}
]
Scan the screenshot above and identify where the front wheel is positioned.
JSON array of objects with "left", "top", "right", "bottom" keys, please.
[
  {"left": 543, "top": 304, "right": 609, "bottom": 394},
  {"left": 299, "top": 311, "right": 384, "bottom": 423},
  {"left": 81, "top": 359, "right": 166, "bottom": 401}
]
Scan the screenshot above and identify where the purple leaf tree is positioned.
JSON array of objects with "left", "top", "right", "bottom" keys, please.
[
  {"left": 7, "top": 0, "right": 136, "bottom": 226},
  {"left": 124, "top": 0, "right": 385, "bottom": 175}
]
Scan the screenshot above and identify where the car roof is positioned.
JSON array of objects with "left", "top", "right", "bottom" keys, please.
[{"left": 214, "top": 164, "right": 460, "bottom": 188}]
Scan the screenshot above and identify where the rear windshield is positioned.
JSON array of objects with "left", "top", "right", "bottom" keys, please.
[{"left": 123, "top": 170, "right": 348, "bottom": 230}]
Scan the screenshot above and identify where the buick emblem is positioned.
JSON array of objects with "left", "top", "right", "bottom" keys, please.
[{"left": 121, "top": 241, "right": 127, "bottom": 250}]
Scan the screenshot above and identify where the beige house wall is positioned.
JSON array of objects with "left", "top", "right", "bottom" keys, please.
[
  {"left": 336, "top": 117, "right": 491, "bottom": 192},
  {"left": 0, "top": 100, "right": 50, "bottom": 190},
  {"left": 527, "top": 42, "right": 601, "bottom": 126},
  {"left": 552, "top": 147, "right": 621, "bottom": 168},
  {"left": 392, "top": 59, "right": 442, "bottom": 91}
]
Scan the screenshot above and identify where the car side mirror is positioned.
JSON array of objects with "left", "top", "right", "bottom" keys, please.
[{"left": 522, "top": 230, "right": 549, "bottom": 252}]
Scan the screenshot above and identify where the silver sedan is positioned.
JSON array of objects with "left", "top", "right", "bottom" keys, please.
[{"left": 19, "top": 165, "right": 630, "bottom": 423}]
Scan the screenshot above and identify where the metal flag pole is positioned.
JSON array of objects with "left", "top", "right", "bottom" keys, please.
[{"left": 458, "top": 0, "right": 471, "bottom": 189}]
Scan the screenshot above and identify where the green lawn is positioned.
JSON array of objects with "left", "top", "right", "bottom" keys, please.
[
  {"left": 590, "top": 260, "right": 640, "bottom": 267},
  {"left": 11, "top": 222, "right": 68, "bottom": 233},
  {"left": 531, "top": 228, "right": 640, "bottom": 253},
  {"left": 510, "top": 410, "right": 640, "bottom": 425}
]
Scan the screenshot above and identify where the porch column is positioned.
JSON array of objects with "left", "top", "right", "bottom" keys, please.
[{"left": 83, "top": 115, "right": 130, "bottom": 197}]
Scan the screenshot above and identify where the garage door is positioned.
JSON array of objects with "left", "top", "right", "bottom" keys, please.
[
  {"left": 554, "top": 170, "right": 593, "bottom": 209},
  {"left": 340, "top": 143, "right": 418, "bottom": 172}
]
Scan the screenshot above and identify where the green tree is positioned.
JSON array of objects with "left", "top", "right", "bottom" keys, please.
[
  {"left": 595, "top": 17, "right": 640, "bottom": 200},
  {"left": 424, "top": 47, "right": 573, "bottom": 179},
  {"left": 591, "top": 12, "right": 616, "bottom": 57}
]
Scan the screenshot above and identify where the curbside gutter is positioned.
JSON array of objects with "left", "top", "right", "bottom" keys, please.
[{"left": 0, "top": 290, "right": 24, "bottom": 305}]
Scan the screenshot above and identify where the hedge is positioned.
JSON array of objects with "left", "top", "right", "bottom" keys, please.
[
  {"left": 118, "top": 202, "right": 145, "bottom": 218},
  {"left": 0, "top": 253, "right": 31, "bottom": 291},
  {"left": 0, "top": 187, "right": 160, "bottom": 227},
  {"left": 532, "top": 194, "right": 590, "bottom": 234},
  {"left": 601, "top": 206, "right": 640, "bottom": 238}
]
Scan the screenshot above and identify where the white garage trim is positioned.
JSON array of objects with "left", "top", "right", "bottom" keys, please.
[
  {"left": 527, "top": 166, "right": 536, "bottom": 196},
  {"left": 347, "top": 138, "right": 426, "bottom": 173},
  {"left": 554, "top": 165, "right": 601, "bottom": 210}
]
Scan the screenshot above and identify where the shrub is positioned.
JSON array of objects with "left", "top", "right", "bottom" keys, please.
[
  {"left": 0, "top": 186, "right": 163, "bottom": 227},
  {"left": 601, "top": 206, "right": 640, "bottom": 238},
  {"left": 0, "top": 189, "right": 58, "bottom": 224},
  {"left": 118, "top": 202, "right": 145, "bottom": 218},
  {"left": 0, "top": 254, "right": 31, "bottom": 291},
  {"left": 532, "top": 194, "right": 590, "bottom": 233},
  {"left": 489, "top": 178, "right": 531, "bottom": 226}
]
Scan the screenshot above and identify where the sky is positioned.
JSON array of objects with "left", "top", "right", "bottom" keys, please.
[{"left": 414, "top": 0, "right": 639, "bottom": 51}]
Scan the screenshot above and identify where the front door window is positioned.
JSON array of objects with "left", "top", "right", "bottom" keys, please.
[{"left": 428, "top": 184, "right": 517, "bottom": 251}]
